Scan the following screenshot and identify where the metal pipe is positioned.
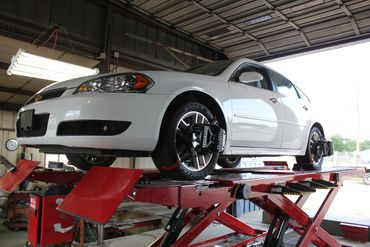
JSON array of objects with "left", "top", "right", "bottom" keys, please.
[
  {"left": 79, "top": 219, "right": 84, "bottom": 247},
  {"left": 124, "top": 32, "right": 214, "bottom": 63},
  {"left": 97, "top": 224, "right": 104, "bottom": 246}
]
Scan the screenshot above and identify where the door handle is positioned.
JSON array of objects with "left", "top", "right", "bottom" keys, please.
[
  {"left": 269, "top": 97, "right": 278, "bottom": 103},
  {"left": 303, "top": 105, "right": 308, "bottom": 111}
]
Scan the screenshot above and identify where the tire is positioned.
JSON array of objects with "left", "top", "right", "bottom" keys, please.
[
  {"left": 152, "top": 102, "right": 219, "bottom": 180},
  {"left": 66, "top": 154, "right": 116, "bottom": 171},
  {"left": 296, "top": 127, "right": 324, "bottom": 170},
  {"left": 218, "top": 156, "right": 241, "bottom": 168},
  {"left": 363, "top": 172, "right": 370, "bottom": 185}
]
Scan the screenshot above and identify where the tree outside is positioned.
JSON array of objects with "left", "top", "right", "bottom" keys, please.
[{"left": 330, "top": 134, "right": 370, "bottom": 164}]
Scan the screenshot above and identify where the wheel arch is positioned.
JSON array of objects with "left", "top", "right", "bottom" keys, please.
[
  {"left": 299, "top": 122, "right": 326, "bottom": 155},
  {"left": 311, "top": 122, "right": 325, "bottom": 138},
  {"left": 156, "top": 90, "right": 227, "bottom": 148}
]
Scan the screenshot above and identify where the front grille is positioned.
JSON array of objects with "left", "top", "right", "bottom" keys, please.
[
  {"left": 57, "top": 120, "right": 131, "bottom": 136},
  {"left": 25, "top": 87, "right": 67, "bottom": 106},
  {"left": 17, "top": 113, "right": 49, "bottom": 137}
]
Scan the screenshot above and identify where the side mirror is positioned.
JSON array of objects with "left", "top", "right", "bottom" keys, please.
[{"left": 239, "top": 71, "right": 264, "bottom": 84}]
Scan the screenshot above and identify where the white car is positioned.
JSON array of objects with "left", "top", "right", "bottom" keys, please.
[{"left": 16, "top": 58, "right": 332, "bottom": 180}]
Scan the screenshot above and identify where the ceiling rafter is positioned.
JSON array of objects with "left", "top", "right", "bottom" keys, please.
[
  {"left": 261, "top": 0, "right": 311, "bottom": 47},
  {"left": 189, "top": 0, "right": 270, "bottom": 55},
  {"left": 127, "top": 0, "right": 370, "bottom": 61},
  {"left": 334, "top": 0, "right": 361, "bottom": 35},
  {"left": 123, "top": 0, "right": 225, "bottom": 52}
]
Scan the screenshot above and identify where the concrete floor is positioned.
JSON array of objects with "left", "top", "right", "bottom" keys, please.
[
  {"left": 1, "top": 211, "right": 369, "bottom": 247},
  {"left": 302, "top": 177, "right": 370, "bottom": 225},
  {"left": 107, "top": 211, "right": 370, "bottom": 247},
  {"left": 0, "top": 221, "right": 27, "bottom": 247}
]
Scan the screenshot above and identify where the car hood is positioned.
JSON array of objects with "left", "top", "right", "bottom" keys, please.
[{"left": 37, "top": 71, "right": 226, "bottom": 94}]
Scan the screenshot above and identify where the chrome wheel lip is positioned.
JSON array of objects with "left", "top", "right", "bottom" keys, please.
[{"left": 174, "top": 111, "right": 212, "bottom": 172}]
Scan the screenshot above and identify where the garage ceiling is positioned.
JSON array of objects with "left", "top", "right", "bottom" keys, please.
[
  {"left": 0, "top": 0, "right": 370, "bottom": 111},
  {"left": 126, "top": 0, "right": 370, "bottom": 60}
]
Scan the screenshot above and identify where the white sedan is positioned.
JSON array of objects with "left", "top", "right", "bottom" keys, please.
[{"left": 16, "top": 58, "right": 331, "bottom": 180}]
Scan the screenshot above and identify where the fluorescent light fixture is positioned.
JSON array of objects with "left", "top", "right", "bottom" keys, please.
[
  {"left": 246, "top": 15, "right": 272, "bottom": 25},
  {"left": 7, "top": 49, "right": 99, "bottom": 81}
]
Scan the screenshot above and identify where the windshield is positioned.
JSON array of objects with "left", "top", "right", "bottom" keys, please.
[{"left": 186, "top": 60, "right": 234, "bottom": 76}]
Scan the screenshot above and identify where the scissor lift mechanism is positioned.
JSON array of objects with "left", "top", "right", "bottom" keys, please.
[{"left": 0, "top": 157, "right": 365, "bottom": 247}]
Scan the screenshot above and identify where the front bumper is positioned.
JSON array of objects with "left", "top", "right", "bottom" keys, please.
[{"left": 17, "top": 91, "right": 170, "bottom": 152}]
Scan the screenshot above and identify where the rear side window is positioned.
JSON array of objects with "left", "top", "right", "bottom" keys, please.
[{"left": 269, "top": 70, "right": 299, "bottom": 98}]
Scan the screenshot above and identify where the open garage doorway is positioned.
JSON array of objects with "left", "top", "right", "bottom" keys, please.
[{"left": 262, "top": 40, "right": 370, "bottom": 229}]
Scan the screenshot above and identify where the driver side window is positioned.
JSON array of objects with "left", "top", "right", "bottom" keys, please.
[{"left": 236, "top": 66, "right": 271, "bottom": 90}]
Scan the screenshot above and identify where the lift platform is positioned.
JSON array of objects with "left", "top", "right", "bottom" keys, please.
[{"left": 0, "top": 157, "right": 366, "bottom": 247}]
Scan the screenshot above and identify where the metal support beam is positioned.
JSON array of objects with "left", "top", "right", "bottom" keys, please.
[
  {"left": 189, "top": 0, "right": 270, "bottom": 55},
  {"left": 102, "top": 3, "right": 113, "bottom": 73},
  {"left": 115, "top": 0, "right": 226, "bottom": 54},
  {"left": 299, "top": 31, "right": 311, "bottom": 47},
  {"left": 124, "top": 32, "right": 213, "bottom": 63},
  {"left": 262, "top": 0, "right": 311, "bottom": 47},
  {"left": 162, "top": 47, "right": 189, "bottom": 69},
  {"left": 97, "top": 224, "right": 104, "bottom": 246},
  {"left": 296, "top": 184, "right": 342, "bottom": 246},
  {"left": 191, "top": 1, "right": 257, "bottom": 41},
  {"left": 334, "top": 0, "right": 361, "bottom": 35}
]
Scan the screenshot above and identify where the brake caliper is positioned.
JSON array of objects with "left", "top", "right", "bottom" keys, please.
[{"left": 190, "top": 124, "right": 226, "bottom": 154}]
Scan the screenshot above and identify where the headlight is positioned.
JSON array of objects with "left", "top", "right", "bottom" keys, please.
[{"left": 74, "top": 73, "right": 154, "bottom": 94}]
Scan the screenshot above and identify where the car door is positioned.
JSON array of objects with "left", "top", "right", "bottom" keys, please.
[
  {"left": 269, "top": 70, "right": 312, "bottom": 150},
  {"left": 229, "top": 64, "right": 284, "bottom": 148}
]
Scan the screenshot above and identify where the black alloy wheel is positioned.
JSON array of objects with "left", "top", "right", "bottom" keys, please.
[
  {"left": 152, "top": 102, "right": 219, "bottom": 180},
  {"left": 296, "top": 127, "right": 324, "bottom": 170}
]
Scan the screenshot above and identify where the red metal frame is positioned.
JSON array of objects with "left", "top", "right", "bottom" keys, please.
[
  {"left": 57, "top": 166, "right": 143, "bottom": 224},
  {"left": 0, "top": 160, "right": 365, "bottom": 247},
  {"left": 28, "top": 194, "right": 75, "bottom": 246},
  {"left": 0, "top": 160, "right": 39, "bottom": 193},
  {"left": 129, "top": 167, "right": 364, "bottom": 246}
]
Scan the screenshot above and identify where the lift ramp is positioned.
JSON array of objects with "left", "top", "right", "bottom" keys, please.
[
  {"left": 0, "top": 159, "right": 39, "bottom": 193},
  {"left": 0, "top": 160, "right": 366, "bottom": 247},
  {"left": 57, "top": 166, "right": 143, "bottom": 224}
]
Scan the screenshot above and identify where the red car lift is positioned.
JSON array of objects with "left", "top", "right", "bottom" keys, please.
[{"left": 0, "top": 158, "right": 365, "bottom": 247}]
